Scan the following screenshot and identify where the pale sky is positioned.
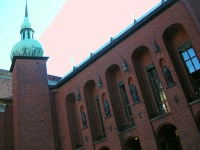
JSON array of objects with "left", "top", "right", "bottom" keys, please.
[{"left": 0, "top": 0, "right": 161, "bottom": 76}]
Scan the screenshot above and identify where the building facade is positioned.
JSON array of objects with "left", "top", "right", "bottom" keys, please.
[{"left": 0, "top": 0, "right": 200, "bottom": 149}]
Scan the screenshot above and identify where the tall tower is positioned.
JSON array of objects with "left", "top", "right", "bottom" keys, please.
[{"left": 10, "top": 2, "right": 55, "bottom": 150}]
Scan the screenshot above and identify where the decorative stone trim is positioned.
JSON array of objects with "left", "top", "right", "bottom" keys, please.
[{"left": 177, "top": 41, "right": 192, "bottom": 52}]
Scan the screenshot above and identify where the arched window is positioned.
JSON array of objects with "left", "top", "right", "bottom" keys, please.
[
  {"left": 131, "top": 47, "right": 170, "bottom": 119},
  {"left": 80, "top": 107, "right": 88, "bottom": 129},
  {"left": 84, "top": 80, "right": 106, "bottom": 142},
  {"left": 129, "top": 84, "right": 140, "bottom": 103},
  {"left": 103, "top": 100, "right": 111, "bottom": 117},
  {"left": 105, "top": 64, "right": 135, "bottom": 131},
  {"left": 196, "top": 112, "right": 200, "bottom": 133},
  {"left": 99, "top": 146, "right": 110, "bottom": 150},
  {"left": 163, "top": 23, "right": 200, "bottom": 102},
  {"left": 157, "top": 124, "right": 182, "bottom": 150},
  {"left": 128, "top": 77, "right": 140, "bottom": 105},
  {"left": 66, "top": 93, "right": 82, "bottom": 149},
  {"left": 125, "top": 137, "right": 142, "bottom": 150},
  {"left": 160, "top": 59, "right": 175, "bottom": 87},
  {"left": 177, "top": 42, "right": 200, "bottom": 87}
]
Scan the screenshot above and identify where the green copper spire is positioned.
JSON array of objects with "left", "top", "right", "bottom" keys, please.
[
  {"left": 25, "top": 0, "right": 28, "bottom": 17},
  {"left": 21, "top": 0, "right": 31, "bottom": 31},
  {"left": 10, "top": 1, "right": 44, "bottom": 61}
]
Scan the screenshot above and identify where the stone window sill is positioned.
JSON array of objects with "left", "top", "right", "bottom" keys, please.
[{"left": 150, "top": 112, "right": 171, "bottom": 122}]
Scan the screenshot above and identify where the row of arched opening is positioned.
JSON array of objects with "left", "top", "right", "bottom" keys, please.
[
  {"left": 64, "top": 23, "right": 200, "bottom": 149},
  {"left": 99, "top": 124, "right": 183, "bottom": 150}
]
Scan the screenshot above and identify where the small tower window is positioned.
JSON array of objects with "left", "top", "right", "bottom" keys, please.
[
  {"left": 28, "top": 31, "right": 30, "bottom": 39},
  {"left": 36, "top": 62, "right": 39, "bottom": 69},
  {"left": 23, "top": 33, "right": 25, "bottom": 40}
]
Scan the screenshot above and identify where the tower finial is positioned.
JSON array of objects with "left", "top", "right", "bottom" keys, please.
[{"left": 25, "top": 0, "right": 28, "bottom": 17}]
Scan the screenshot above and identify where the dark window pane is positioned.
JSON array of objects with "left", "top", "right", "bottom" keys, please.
[
  {"left": 119, "top": 83, "right": 134, "bottom": 126},
  {"left": 28, "top": 31, "right": 30, "bottom": 39},
  {"left": 146, "top": 64, "right": 169, "bottom": 116},
  {"left": 124, "top": 95, "right": 129, "bottom": 104},
  {"left": 186, "top": 61, "right": 195, "bottom": 73},
  {"left": 182, "top": 51, "right": 189, "bottom": 61},
  {"left": 127, "top": 106, "right": 132, "bottom": 116}
]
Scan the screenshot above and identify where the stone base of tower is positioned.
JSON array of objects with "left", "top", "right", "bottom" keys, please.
[{"left": 10, "top": 56, "right": 56, "bottom": 150}]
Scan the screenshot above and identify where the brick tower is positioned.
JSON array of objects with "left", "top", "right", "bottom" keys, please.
[{"left": 10, "top": 2, "right": 55, "bottom": 150}]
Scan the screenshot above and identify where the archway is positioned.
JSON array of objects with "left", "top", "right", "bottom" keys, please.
[
  {"left": 99, "top": 146, "right": 109, "bottom": 150},
  {"left": 163, "top": 23, "right": 200, "bottom": 102},
  {"left": 84, "top": 80, "right": 106, "bottom": 142},
  {"left": 197, "top": 112, "right": 200, "bottom": 133},
  {"left": 157, "top": 124, "right": 182, "bottom": 150},
  {"left": 66, "top": 93, "right": 81, "bottom": 149},
  {"left": 105, "top": 64, "right": 134, "bottom": 131},
  {"left": 125, "top": 137, "right": 141, "bottom": 150}
]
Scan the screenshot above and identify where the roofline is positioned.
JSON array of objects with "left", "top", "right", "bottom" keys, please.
[
  {"left": 10, "top": 56, "right": 49, "bottom": 72},
  {"left": 50, "top": 0, "right": 179, "bottom": 89}
]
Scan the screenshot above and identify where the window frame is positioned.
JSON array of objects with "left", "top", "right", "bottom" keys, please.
[
  {"left": 118, "top": 81, "right": 135, "bottom": 127},
  {"left": 177, "top": 42, "right": 200, "bottom": 74},
  {"left": 145, "top": 63, "right": 170, "bottom": 116}
]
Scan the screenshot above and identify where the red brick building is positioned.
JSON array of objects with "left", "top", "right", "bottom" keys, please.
[{"left": 0, "top": 0, "right": 200, "bottom": 149}]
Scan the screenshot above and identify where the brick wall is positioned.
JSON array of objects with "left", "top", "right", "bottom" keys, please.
[
  {"left": 1, "top": 0, "right": 199, "bottom": 149},
  {"left": 11, "top": 58, "right": 56, "bottom": 150},
  {"left": 52, "top": 1, "right": 200, "bottom": 149},
  {"left": 0, "top": 70, "right": 12, "bottom": 99}
]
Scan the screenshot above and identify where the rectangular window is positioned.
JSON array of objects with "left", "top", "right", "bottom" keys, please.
[
  {"left": 119, "top": 82, "right": 135, "bottom": 127},
  {"left": 178, "top": 42, "right": 200, "bottom": 100},
  {"left": 95, "top": 96, "right": 105, "bottom": 140},
  {"left": 146, "top": 64, "right": 170, "bottom": 116},
  {"left": 181, "top": 48, "right": 200, "bottom": 73}
]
